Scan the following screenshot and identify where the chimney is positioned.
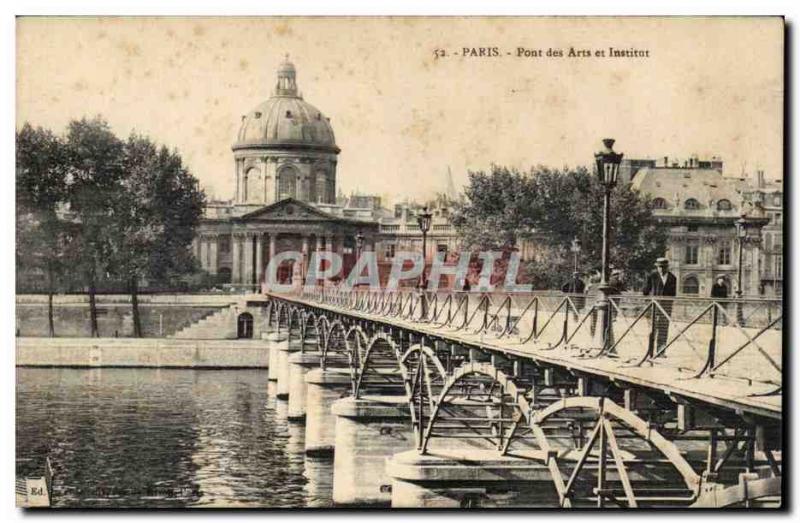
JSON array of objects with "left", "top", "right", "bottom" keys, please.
[
  {"left": 757, "top": 170, "right": 766, "bottom": 188},
  {"left": 663, "top": 156, "right": 669, "bottom": 167}
]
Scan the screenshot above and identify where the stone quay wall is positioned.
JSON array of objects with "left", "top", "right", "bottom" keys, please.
[
  {"left": 16, "top": 337, "right": 270, "bottom": 368},
  {"left": 15, "top": 294, "right": 243, "bottom": 338}
]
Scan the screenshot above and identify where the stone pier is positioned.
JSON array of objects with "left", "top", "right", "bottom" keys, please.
[
  {"left": 304, "top": 367, "right": 352, "bottom": 455},
  {"left": 331, "top": 396, "right": 412, "bottom": 506},
  {"left": 287, "top": 342, "right": 322, "bottom": 421},
  {"left": 275, "top": 334, "right": 300, "bottom": 399},
  {"left": 386, "top": 449, "right": 555, "bottom": 508},
  {"left": 266, "top": 331, "right": 286, "bottom": 382}
]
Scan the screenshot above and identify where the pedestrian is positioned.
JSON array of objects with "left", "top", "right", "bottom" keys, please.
[
  {"left": 711, "top": 276, "right": 730, "bottom": 325},
  {"left": 711, "top": 276, "right": 729, "bottom": 299},
  {"left": 561, "top": 271, "right": 586, "bottom": 320},
  {"left": 585, "top": 268, "right": 602, "bottom": 337},
  {"left": 642, "top": 257, "right": 677, "bottom": 353}
]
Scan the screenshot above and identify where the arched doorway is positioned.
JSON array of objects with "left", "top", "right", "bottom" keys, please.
[{"left": 237, "top": 312, "right": 254, "bottom": 339}]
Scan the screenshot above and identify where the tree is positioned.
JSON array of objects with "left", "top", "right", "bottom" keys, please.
[
  {"left": 64, "top": 117, "right": 126, "bottom": 337},
  {"left": 106, "top": 135, "right": 205, "bottom": 336},
  {"left": 452, "top": 165, "right": 667, "bottom": 290},
  {"left": 18, "top": 117, "right": 206, "bottom": 337},
  {"left": 16, "top": 124, "right": 69, "bottom": 336}
]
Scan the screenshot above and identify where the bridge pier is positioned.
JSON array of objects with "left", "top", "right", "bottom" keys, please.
[
  {"left": 387, "top": 449, "right": 555, "bottom": 508},
  {"left": 305, "top": 367, "right": 352, "bottom": 456},
  {"left": 266, "top": 331, "right": 286, "bottom": 382},
  {"left": 276, "top": 337, "right": 300, "bottom": 399},
  {"left": 331, "top": 396, "right": 412, "bottom": 506},
  {"left": 287, "top": 342, "right": 321, "bottom": 421}
]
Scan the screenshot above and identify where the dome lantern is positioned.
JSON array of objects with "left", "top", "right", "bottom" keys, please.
[{"left": 275, "top": 54, "right": 298, "bottom": 97}]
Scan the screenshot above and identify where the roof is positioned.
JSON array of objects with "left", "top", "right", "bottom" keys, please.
[
  {"left": 233, "top": 60, "right": 338, "bottom": 153},
  {"left": 631, "top": 167, "right": 748, "bottom": 213}
]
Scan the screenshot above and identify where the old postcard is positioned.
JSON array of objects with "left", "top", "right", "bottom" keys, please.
[{"left": 15, "top": 16, "right": 784, "bottom": 509}]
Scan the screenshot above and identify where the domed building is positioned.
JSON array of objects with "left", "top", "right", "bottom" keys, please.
[
  {"left": 232, "top": 58, "right": 340, "bottom": 208},
  {"left": 192, "top": 57, "right": 379, "bottom": 288}
]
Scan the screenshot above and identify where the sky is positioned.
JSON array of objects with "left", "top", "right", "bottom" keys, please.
[{"left": 17, "top": 17, "right": 784, "bottom": 204}]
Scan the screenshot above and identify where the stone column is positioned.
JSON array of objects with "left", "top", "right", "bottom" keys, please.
[
  {"left": 231, "top": 234, "right": 241, "bottom": 284},
  {"left": 243, "top": 233, "right": 254, "bottom": 286},
  {"left": 199, "top": 237, "right": 209, "bottom": 271},
  {"left": 208, "top": 235, "right": 219, "bottom": 275},
  {"left": 255, "top": 232, "right": 264, "bottom": 287}
]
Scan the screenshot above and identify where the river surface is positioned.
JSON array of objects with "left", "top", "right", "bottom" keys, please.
[{"left": 16, "top": 367, "right": 333, "bottom": 508}]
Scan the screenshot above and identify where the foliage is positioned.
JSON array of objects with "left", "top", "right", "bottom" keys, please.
[
  {"left": 451, "top": 165, "right": 668, "bottom": 289},
  {"left": 16, "top": 117, "right": 206, "bottom": 335}
]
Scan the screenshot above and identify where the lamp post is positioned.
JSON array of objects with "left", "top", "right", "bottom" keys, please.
[
  {"left": 593, "top": 138, "right": 623, "bottom": 349},
  {"left": 417, "top": 206, "right": 433, "bottom": 288},
  {"left": 355, "top": 231, "right": 364, "bottom": 288},
  {"left": 734, "top": 216, "right": 747, "bottom": 326},
  {"left": 417, "top": 206, "right": 433, "bottom": 320},
  {"left": 570, "top": 237, "right": 582, "bottom": 273},
  {"left": 735, "top": 216, "right": 747, "bottom": 298}
]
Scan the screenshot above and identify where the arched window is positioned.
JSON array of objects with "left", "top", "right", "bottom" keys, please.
[
  {"left": 277, "top": 165, "right": 297, "bottom": 201},
  {"left": 684, "top": 198, "right": 701, "bottom": 210},
  {"left": 246, "top": 167, "right": 262, "bottom": 204},
  {"left": 682, "top": 276, "right": 699, "bottom": 295},
  {"left": 717, "top": 199, "right": 732, "bottom": 211},
  {"left": 651, "top": 197, "right": 668, "bottom": 210}
]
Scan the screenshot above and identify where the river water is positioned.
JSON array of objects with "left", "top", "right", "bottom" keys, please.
[{"left": 16, "top": 367, "right": 333, "bottom": 508}]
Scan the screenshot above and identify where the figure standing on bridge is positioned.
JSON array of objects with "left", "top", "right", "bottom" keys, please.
[
  {"left": 561, "top": 271, "right": 586, "bottom": 321},
  {"left": 642, "top": 257, "right": 677, "bottom": 353},
  {"left": 585, "top": 268, "right": 602, "bottom": 337},
  {"left": 711, "top": 276, "right": 730, "bottom": 325}
]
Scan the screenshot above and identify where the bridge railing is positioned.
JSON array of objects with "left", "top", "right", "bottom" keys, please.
[{"left": 289, "top": 286, "right": 782, "bottom": 390}]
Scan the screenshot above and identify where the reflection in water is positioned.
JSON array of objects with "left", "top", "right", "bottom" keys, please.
[{"left": 16, "top": 367, "right": 333, "bottom": 508}]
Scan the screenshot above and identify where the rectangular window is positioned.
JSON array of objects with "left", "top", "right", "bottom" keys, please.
[
  {"left": 684, "top": 242, "right": 699, "bottom": 265},
  {"left": 219, "top": 237, "right": 231, "bottom": 254},
  {"left": 384, "top": 244, "right": 396, "bottom": 259},
  {"left": 717, "top": 241, "right": 731, "bottom": 265}
]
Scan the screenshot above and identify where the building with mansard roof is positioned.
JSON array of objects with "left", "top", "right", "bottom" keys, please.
[{"left": 629, "top": 157, "right": 775, "bottom": 297}]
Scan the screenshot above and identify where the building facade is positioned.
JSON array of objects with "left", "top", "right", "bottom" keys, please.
[
  {"left": 193, "top": 58, "right": 461, "bottom": 289},
  {"left": 630, "top": 158, "right": 774, "bottom": 298}
]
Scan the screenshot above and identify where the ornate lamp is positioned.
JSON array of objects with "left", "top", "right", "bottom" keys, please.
[{"left": 593, "top": 138, "right": 623, "bottom": 350}]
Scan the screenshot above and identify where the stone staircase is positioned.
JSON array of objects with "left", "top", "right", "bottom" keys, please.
[{"left": 169, "top": 306, "right": 237, "bottom": 339}]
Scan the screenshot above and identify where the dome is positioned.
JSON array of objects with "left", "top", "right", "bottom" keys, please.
[{"left": 233, "top": 58, "right": 339, "bottom": 153}]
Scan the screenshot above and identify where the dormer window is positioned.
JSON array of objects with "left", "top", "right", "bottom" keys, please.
[
  {"left": 286, "top": 110, "right": 293, "bottom": 118},
  {"left": 684, "top": 198, "right": 700, "bottom": 210},
  {"left": 717, "top": 199, "right": 732, "bottom": 211},
  {"left": 254, "top": 111, "right": 262, "bottom": 118},
  {"left": 651, "top": 197, "right": 668, "bottom": 210}
]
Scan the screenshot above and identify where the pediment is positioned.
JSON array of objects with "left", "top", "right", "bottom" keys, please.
[{"left": 239, "top": 198, "right": 343, "bottom": 222}]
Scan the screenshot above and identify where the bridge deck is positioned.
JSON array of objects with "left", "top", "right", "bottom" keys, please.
[{"left": 273, "top": 293, "right": 781, "bottom": 420}]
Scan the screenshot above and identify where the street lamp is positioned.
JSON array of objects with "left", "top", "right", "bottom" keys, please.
[
  {"left": 417, "top": 206, "right": 433, "bottom": 287},
  {"left": 735, "top": 216, "right": 747, "bottom": 298},
  {"left": 416, "top": 206, "right": 433, "bottom": 320},
  {"left": 570, "top": 237, "right": 582, "bottom": 273},
  {"left": 593, "top": 138, "right": 623, "bottom": 349}
]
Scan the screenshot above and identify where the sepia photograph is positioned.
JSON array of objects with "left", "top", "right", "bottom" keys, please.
[{"left": 11, "top": 13, "right": 786, "bottom": 511}]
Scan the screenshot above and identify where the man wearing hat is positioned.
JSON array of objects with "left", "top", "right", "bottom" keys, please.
[
  {"left": 561, "top": 271, "right": 586, "bottom": 321},
  {"left": 643, "top": 257, "right": 677, "bottom": 351}
]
